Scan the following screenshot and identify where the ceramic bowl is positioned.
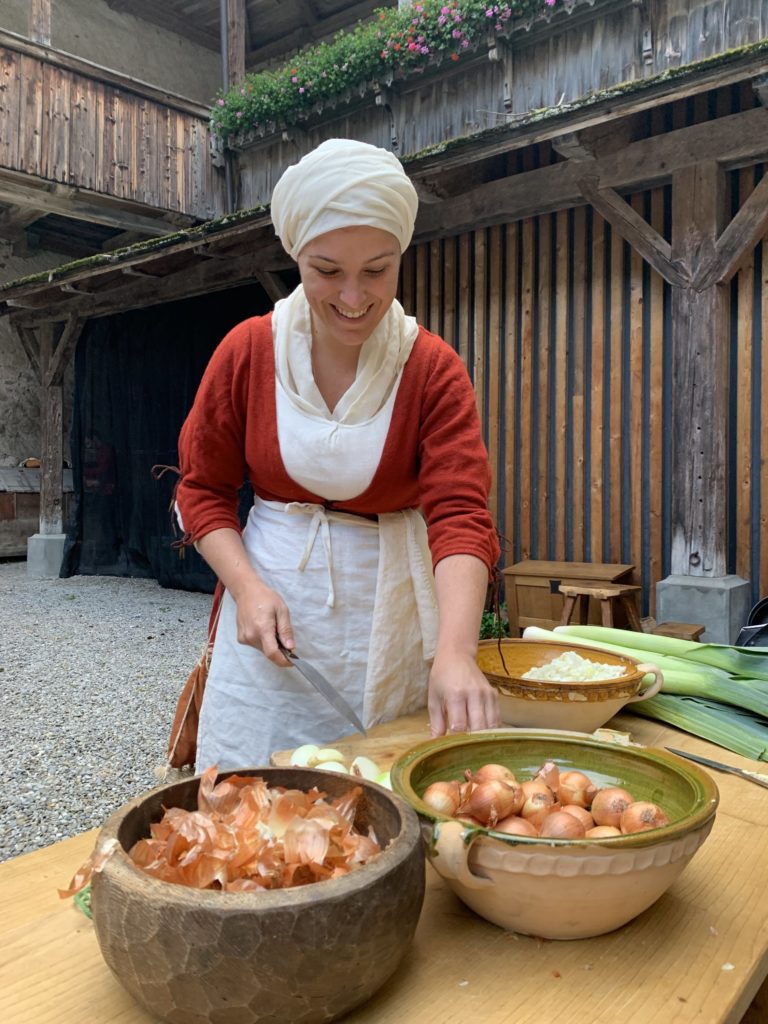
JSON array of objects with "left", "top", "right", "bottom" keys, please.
[
  {"left": 391, "top": 731, "right": 718, "bottom": 940},
  {"left": 90, "top": 767, "right": 425, "bottom": 1024},
  {"left": 477, "top": 638, "right": 663, "bottom": 732}
]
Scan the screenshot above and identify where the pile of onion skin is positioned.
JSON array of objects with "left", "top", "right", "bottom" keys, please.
[
  {"left": 60, "top": 766, "right": 381, "bottom": 898},
  {"left": 421, "top": 761, "right": 670, "bottom": 840}
]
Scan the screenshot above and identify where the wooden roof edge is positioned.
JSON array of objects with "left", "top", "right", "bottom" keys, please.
[
  {"left": 0, "top": 207, "right": 274, "bottom": 308},
  {"left": 404, "top": 37, "right": 768, "bottom": 176}
]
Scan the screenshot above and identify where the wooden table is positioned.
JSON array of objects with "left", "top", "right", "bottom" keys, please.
[{"left": 2, "top": 711, "right": 767, "bottom": 1024}]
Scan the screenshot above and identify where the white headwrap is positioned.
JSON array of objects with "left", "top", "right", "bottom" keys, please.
[{"left": 270, "top": 138, "right": 418, "bottom": 258}]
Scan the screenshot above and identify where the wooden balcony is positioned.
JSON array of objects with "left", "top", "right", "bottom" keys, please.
[{"left": 0, "top": 29, "right": 227, "bottom": 252}]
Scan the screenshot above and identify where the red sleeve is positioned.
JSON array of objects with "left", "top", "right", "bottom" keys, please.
[
  {"left": 175, "top": 319, "right": 255, "bottom": 542},
  {"left": 416, "top": 338, "right": 500, "bottom": 575}
]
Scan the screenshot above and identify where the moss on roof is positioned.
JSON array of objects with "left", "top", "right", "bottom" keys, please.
[{"left": 0, "top": 206, "right": 268, "bottom": 294}]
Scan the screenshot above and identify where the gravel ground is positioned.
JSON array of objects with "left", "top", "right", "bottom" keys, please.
[{"left": 0, "top": 560, "right": 212, "bottom": 862}]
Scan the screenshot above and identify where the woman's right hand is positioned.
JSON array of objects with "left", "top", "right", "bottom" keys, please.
[{"left": 233, "top": 580, "right": 295, "bottom": 666}]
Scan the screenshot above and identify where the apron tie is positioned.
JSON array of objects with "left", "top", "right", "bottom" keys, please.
[{"left": 285, "top": 502, "right": 336, "bottom": 607}]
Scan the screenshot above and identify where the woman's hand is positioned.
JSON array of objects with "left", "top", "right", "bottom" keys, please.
[
  {"left": 195, "top": 527, "right": 294, "bottom": 666},
  {"left": 233, "top": 580, "right": 295, "bottom": 666},
  {"left": 429, "top": 553, "right": 501, "bottom": 736},
  {"left": 428, "top": 651, "right": 500, "bottom": 736}
]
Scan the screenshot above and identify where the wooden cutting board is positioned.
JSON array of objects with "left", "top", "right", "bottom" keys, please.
[{"left": 269, "top": 709, "right": 433, "bottom": 770}]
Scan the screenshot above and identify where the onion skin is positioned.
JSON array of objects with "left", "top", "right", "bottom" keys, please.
[
  {"left": 422, "top": 780, "right": 461, "bottom": 817},
  {"left": 591, "top": 786, "right": 635, "bottom": 827},
  {"left": 586, "top": 825, "right": 623, "bottom": 838},
  {"left": 620, "top": 801, "right": 670, "bottom": 834},
  {"left": 539, "top": 811, "right": 587, "bottom": 840},
  {"left": 556, "top": 771, "right": 598, "bottom": 809},
  {"left": 466, "top": 763, "right": 518, "bottom": 785},
  {"left": 561, "top": 804, "right": 595, "bottom": 830},
  {"left": 534, "top": 760, "right": 560, "bottom": 791},
  {"left": 493, "top": 815, "right": 539, "bottom": 837},
  {"left": 519, "top": 780, "right": 558, "bottom": 828}
]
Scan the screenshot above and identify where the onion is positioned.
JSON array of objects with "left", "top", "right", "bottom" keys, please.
[
  {"left": 466, "top": 763, "right": 517, "bottom": 785},
  {"left": 422, "top": 780, "right": 462, "bottom": 817},
  {"left": 519, "top": 780, "right": 558, "bottom": 828},
  {"left": 461, "top": 779, "right": 523, "bottom": 827},
  {"left": 534, "top": 760, "right": 560, "bottom": 791},
  {"left": 590, "top": 786, "right": 635, "bottom": 827},
  {"left": 620, "top": 801, "right": 670, "bottom": 834},
  {"left": 556, "top": 770, "right": 597, "bottom": 809},
  {"left": 586, "top": 825, "right": 623, "bottom": 838},
  {"left": 493, "top": 815, "right": 538, "bottom": 837},
  {"left": 539, "top": 811, "right": 587, "bottom": 840},
  {"left": 561, "top": 804, "right": 594, "bottom": 830}
]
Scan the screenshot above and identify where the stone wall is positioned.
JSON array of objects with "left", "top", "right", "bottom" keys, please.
[
  {"left": 0, "top": 243, "right": 74, "bottom": 468},
  {"left": 1, "top": 0, "right": 221, "bottom": 105}
]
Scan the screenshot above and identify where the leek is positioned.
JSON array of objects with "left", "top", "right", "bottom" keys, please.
[
  {"left": 629, "top": 694, "right": 768, "bottom": 762},
  {"left": 553, "top": 624, "right": 768, "bottom": 681}
]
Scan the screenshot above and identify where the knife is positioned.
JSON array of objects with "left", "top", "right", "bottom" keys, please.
[
  {"left": 278, "top": 641, "right": 367, "bottom": 737},
  {"left": 666, "top": 747, "right": 768, "bottom": 791}
]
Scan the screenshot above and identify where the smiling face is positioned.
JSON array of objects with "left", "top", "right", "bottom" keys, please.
[{"left": 296, "top": 225, "right": 401, "bottom": 353}]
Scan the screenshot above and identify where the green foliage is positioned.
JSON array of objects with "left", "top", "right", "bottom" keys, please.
[
  {"left": 480, "top": 604, "right": 510, "bottom": 640},
  {"left": 211, "top": 0, "right": 562, "bottom": 142}
]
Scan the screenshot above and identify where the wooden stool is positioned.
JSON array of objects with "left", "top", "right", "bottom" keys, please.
[
  {"left": 652, "top": 621, "right": 705, "bottom": 642},
  {"left": 558, "top": 583, "right": 643, "bottom": 631}
]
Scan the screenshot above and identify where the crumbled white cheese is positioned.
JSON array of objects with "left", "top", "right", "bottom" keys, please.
[{"left": 521, "top": 650, "right": 626, "bottom": 682}]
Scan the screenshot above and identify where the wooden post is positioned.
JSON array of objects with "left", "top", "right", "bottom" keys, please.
[
  {"left": 669, "top": 162, "right": 728, "bottom": 577},
  {"left": 38, "top": 323, "right": 64, "bottom": 535},
  {"left": 226, "top": 0, "right": 246, "bottom": 85},
  {"left": 29, "top": 0, "right": 52, "bottom": 45}
]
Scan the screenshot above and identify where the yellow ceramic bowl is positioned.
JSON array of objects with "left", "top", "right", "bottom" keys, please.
[
  {"left": 477, "top": 638, "right": 663, "bottom": 732},
  {"left": 391, "top": 731, "right": 718, "bottom": 940}
]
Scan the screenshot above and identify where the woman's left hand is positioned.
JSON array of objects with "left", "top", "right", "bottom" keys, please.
[{"left": 427, "top": 651, "right": 500, "bottom": 737}]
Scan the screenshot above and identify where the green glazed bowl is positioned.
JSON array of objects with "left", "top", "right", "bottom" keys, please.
[{"left": 391, "top": 730, "right": 719, "bottom": 939}]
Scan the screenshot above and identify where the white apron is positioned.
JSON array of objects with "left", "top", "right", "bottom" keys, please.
[{"left": 195, "top": 381, "right": 438, "bottom": 771}]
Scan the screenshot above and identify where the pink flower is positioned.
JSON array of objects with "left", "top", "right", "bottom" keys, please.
[
  {"left": 298, "top": 86, "right": 305, "bottom": 93},
  {"left": 235, "top": 111, "right": 242, "bottom": 118},
  {"left": 408, "top": 41, "right": 418, "bottom": 51},
  {"left": 217, "top": 98, "right": 225, "bottom": 106},
  {"left": 291, "top": 75, "right": 297, "bottom": 83}
]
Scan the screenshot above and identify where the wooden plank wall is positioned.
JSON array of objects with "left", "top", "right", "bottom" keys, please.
[
  {"left": 400, "top": 152, "right": 768, "bottom": 617},
  {"left": 0, "top": 45, "right": 225, "bottom": 220}
]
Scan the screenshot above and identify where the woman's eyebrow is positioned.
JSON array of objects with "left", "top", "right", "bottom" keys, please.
[{"left": 308, "top": 249, "right": 398, "bottom": 264}]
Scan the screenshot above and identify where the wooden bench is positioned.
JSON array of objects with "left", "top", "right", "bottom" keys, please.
[
  {"left": 558, "top": 583, "right": 643, "bottom": 631},
  {"left": 652, "top": 620, "right": 706, "bottom": 642}
]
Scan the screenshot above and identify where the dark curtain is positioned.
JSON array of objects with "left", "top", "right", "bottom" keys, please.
[{"left": 61, "top": 283, "right": 273, "bottom": 591}]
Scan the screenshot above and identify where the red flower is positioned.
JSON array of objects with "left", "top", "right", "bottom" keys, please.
[{"left": 450, "top": 53, "right": 459, "bottom": 60}]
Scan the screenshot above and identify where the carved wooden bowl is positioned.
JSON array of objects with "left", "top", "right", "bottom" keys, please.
[{"left": 91, "top": 768, "right": 425, "bottom": 1024}]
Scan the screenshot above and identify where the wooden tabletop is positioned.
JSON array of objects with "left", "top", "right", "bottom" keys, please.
[{"left": 2, "top": 711, "right": 767, "bottom": 1024}]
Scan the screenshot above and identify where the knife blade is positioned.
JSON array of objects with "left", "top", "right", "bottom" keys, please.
[
  {"left": 666, "top": 747, "right": 768, "bottom": 791},
  {"left": 278, "top": 642, "right": 367, "bottom": 737}
]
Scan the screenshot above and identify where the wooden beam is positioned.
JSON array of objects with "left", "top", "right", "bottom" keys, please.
[
  {"left": 28, "top": 0, "right": 51, "bottom": 46},
  {"left": 227, "top": 0, "right": 246, "bottom": 86},
  {"left": 37, "top": 323, "right": 64, "bottom": 535},
  {"left": 255, "top": 271, "right": 290, "bottom": 303},
  {"left": 693, "top": 172, "right": 768, "bottom": 289},
  {"left": 7, "top": 322, "right": 41, "bottom": 379},
  {"left": 669, "top": 162, "right": 728, "bottom": 578},
  {"left": 103, "top": 1, "right": 218, "bottom": 52},
  {"left": 0, "top": 205, "right": 43, "bottom": 240},
  {"left": 0, "top": 175, "right": 191, "bottom": 237},
  {"left": 578, "top": 177, "right": 691, "bottom": 288},
  {"left": 754, "top": 73, "right": 768, "bottom": 108},
  {"left": 245, "top": 0, "right": 375, "bottom": 69},
  {"left": 44, "top": 316, "right": 84, "bottom": 388},
  {"left": 10, "top": 248, "right": 290, "bottom": 325},
  {"left": 414, "top": 108, "right": 768, "bottom": 241}
]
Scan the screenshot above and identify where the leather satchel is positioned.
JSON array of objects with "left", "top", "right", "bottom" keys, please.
[{"left": 166, "top": 583, "right": 224, "bottom": 770}]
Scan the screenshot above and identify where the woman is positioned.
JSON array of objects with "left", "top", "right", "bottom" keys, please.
[{"left": 176, "top": 138, "right": 501, "bottom": 770}]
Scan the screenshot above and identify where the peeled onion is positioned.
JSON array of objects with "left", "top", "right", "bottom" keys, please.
[
  {"left": 493, "top": 815, "right": 538, "bottom": 837},
  {"left": 556, "top": 771, "right": 597, "bottom": 809},
  {"left": 539, "top": 811, "right": 587, "bottom": 839},
  {"left": 586, "top": 825, "right": 622, "bottom": 838},
  {"left": 422, "top": 780, "right": 462, "bottom": 816},
  {"left": 620, "top": 801, "right": 670, "bottom": 834},
  {"left": 561, "top": 804, "right": 594, "bottom": 830},
  {"left": 591, "top": 786, "right": 635, "bottom": 827}
]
